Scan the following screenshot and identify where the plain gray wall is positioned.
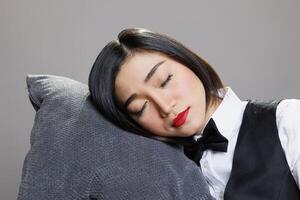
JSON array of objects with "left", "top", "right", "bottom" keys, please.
[{"left": 1, "top": 0, "right": 299, "bottom": 199}]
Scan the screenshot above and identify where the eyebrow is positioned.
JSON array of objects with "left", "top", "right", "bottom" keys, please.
[{"left": 123, "top": 60, "right": 166, "bottom": 111}]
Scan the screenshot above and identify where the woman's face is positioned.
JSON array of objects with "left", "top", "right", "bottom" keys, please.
[{"left": 114, "top": 50, "right": 210, "bottom": 137}]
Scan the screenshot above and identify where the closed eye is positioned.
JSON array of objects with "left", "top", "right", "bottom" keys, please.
[
  {"left": 131, "top": 74, "right": 173, "bottom": 118},
  {"left": 160, "top": 74, "right": 173, "bottom": 88}
]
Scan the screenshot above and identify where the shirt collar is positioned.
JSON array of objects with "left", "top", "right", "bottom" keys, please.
[{"left": 193, "top": 86, "right": 246, "bottom": 141}]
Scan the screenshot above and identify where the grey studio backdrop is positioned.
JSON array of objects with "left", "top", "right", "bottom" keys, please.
[{"left": 1, "top": 0, "right": 299, "bottom": 199}]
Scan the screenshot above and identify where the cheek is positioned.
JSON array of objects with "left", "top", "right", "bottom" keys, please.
[
  {"left": 174, "top": 73, "right": 200, "bottom": 100},
  {"left": 138, "top": 111, "right": 168, "bottom": 136},
  {"left": 139, "top": 117, "right": 163, "bottom": 135}
]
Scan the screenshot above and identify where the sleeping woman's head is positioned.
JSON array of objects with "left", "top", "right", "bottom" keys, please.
[{"left": 88, "top": 28, "right": 224, "bottom": 145}]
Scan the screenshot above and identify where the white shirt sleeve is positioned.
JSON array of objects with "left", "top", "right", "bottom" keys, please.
[{"left": 276, "top": 99, "right": 300, "bottom": 188}]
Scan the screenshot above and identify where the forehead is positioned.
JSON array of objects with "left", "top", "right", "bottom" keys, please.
[
  {"left": 119, "top": 51, "right": 168, "bottom": 75},
  {"left": 114, "top": 51, "right": 170, "bottom": 97}
]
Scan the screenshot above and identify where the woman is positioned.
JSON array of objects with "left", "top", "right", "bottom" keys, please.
[{"left": 88, "top": 28, "right": 300, "bottom": 200}]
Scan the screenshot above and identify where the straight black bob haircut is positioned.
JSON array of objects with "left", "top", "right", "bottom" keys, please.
[{"left": 88, "top": 28, "right": 224, "bottom": 146}]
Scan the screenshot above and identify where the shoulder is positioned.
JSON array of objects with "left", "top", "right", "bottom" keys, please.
[
  {"left": 276, "top": 99, "right": 300, "bottom": 127},
  {"left": 276, "top": 99, "right": 300, "bottom": 170}
]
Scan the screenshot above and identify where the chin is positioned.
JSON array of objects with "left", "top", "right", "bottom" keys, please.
[
  {"left": 174, "top": 127, "right": 196, "bottom": 137},
  {"left": 186, "top": 122, "right": 202, "bottom": 136}
]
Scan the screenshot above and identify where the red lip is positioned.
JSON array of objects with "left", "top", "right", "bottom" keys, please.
[{"left": 172, "top": 106, "right": 191, "bottom": 127}]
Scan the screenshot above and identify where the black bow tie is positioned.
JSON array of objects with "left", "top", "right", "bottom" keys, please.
[{"left": 184, "top": 118, "right": 228, "bottom": 166}]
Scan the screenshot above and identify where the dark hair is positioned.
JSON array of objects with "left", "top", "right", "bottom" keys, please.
[{"left": 88, "top": 28, "right": 224, "bottom": 146}]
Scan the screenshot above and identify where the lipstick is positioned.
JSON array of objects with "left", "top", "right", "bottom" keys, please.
[{"left": 172, "top": 106, "right": 190, "bottom": 127}]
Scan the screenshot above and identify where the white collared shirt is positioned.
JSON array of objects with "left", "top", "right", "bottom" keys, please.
[{"left": 193, "top": 87, "right": 300, "bottom": 200}]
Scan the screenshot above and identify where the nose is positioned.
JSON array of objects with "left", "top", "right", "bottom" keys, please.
[{"left": 149, "top": 89, "right": 176, "bottom": 118}]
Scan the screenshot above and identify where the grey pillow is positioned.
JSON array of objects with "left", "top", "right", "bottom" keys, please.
[{"left": 17, "top": 74, "right": 214, "bottom": 200}]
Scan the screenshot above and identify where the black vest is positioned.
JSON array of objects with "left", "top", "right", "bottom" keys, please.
[{"left": 224, "top": 100, "right": 300, "bottom": 200}]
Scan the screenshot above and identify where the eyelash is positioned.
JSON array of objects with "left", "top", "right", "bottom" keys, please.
[{"left": 132, "top": 74, "right": 173, "bottom": 118}]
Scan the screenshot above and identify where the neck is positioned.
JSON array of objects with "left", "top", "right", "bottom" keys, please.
[{"left": 196, "top": 97, "right": 222, "bottom": 135}]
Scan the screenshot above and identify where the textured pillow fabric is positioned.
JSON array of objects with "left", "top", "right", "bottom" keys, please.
[{"left": 17, "top": 74, "right": 214, "bottom": 200}]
